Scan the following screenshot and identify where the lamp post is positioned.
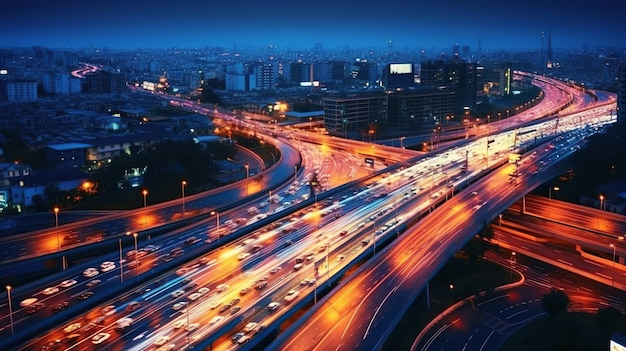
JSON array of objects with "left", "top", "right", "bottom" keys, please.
[
  {"left": 244, "top": 164, "right": 249, "bottom": 196},
  {"left": 127, "top": 232, "right": 138, "bottom": 279},
  {"left": 211, "top": 211, "right": 220, "bottom": 248},
  {"left": 119, "top": 238, "right": 124, "bottom": 283},
  {"left": 549, "top": 186, "right": 560, "bottom": 200},
  {"left": 142, "top": 189, "right": 148, "bottom": 228},
  {"left": 400, "top": 136, "right": 406, "bottom": 156},
  {"left": 54, "top": 206, "right": 60, "bottom": 251},
  {"left": 600, "top": 195, "right": 605, "bottom": 211},
  {"left": 6, "top": 285, "right": 13, "bottom": 335},
  {"left": 510, "top": 252, "right": 517, "bottom": 281},
  {"left": 181, "top": 181, "right": 187, "bottom": 218}
]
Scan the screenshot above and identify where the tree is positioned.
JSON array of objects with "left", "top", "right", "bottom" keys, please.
[{"left": 541, "top": 288, "right": 570, "bottom": 316}]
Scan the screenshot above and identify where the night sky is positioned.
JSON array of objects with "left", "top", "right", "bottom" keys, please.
[{"left": 3, "top": 0, "right": 625, "bottom": 51}]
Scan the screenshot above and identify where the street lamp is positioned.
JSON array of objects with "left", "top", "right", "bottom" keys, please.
[
  {"left": 181, "top": 181, "right": 187, "bottom": 218},
  {"left": 600, "top": 195, "right": 605, "bottom": 211},
  {"left": 244, "top": 164, "right": 249, "bottom": 196},
  {"left": 211, "top": 211, "right": 220, "bottom": 248},
  {"left": 54, "top": 206, "right": 60, "bottom": 251},
  {"left": 119, "top": 238, "right": 124, "bottom": 283},
  {"left": 6, "top": 285, "right": 13, "bottom": 335},
  {"left": 127, "top": 232, "right": 138, "bottom": 279},
  {"left": 549, "top": 186, "right": 560, "bottom": 200},
  {"left": 142, "top": 189, "right": 148, "bottom": 228}
]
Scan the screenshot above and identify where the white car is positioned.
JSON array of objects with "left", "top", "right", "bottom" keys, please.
[
  {"left": 83, "top": 268, "right": 99, "bottom": 277},
  {"left": 92, "top": 332, "right": 111, "bottom": 344},
  {"left": 197, "top": 287, "right": 210, "bottom": 295},
  {"left": 170, "top": 290, "right": 185, "bottom": 298},
  {"left": 216, "top": 284, "right": 229, "bottom": 292},
  {"left": 59, "top": 279, "right": 77, "bottom": 288},
  {"left": 188, "top": 292, "right": 202, "bottom": 301},
  {"left": 208, "top": 301, "right": 222, "bottom": 310},
  {"left": 268, "top": 302, "right": 280, "bottom": 311},
  {"left": 101, "top": 261, "right": 116, "bottom": 272},
  {"left": 172, "top": 302, "right": 187, "bottom": 311},
  {"left": 284, "top": 289, "right": 299, "bottom": 302},
  {"left": 243, "top": 322, "right": 257, "bottom": 333},
  {"left": 116, "top": 317, "right": 133, "bottom": 328},
  {"left": 42, "top": 287, "right": 59, "bottom": 295}
]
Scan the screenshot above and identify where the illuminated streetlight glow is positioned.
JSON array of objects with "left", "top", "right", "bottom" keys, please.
[{"left": 54, "top": 206, "right": 60, "bottom": 251}]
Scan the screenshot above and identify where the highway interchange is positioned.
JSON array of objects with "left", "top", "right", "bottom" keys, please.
[{"left": 0, "top": 71, "right": 621, "bottom": 351}]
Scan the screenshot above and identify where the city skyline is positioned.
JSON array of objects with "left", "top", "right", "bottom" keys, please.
[{"left": 3, "top": 0, "right": 625, "bottom": 52}]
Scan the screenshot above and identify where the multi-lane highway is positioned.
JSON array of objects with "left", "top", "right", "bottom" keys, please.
[{"left": 0, "top": 72, "right": 618, "bottom": 350}]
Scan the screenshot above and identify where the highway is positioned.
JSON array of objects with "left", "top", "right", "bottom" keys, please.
[
  {"left": 272, "top": 103, "right": 616, "bottom": 350},
  {"left": 0, "top": 73, "right": 618, "bottom": 350}
]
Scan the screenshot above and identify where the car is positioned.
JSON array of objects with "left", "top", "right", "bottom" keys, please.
[
  {"left": 208, "top": 315, "right": 224, "bottom": 326},
  {"left": 270, "top": 266, "right": 281, "bottom": 274},
  {"left": 239, "top": 287, "right": 251, "bottom": 295},
  {"left": 243, "top": 322, "right": 258, "bottom": 333},
  {"left": 255, "top": 281, "right": 268, "bottom": 290},
  {"left": 100, "top": 261, "right": 116, "bottom": 272},
  {"left": 216, "top": 284, "right": 229, "bottom": 292},
  {"left": 230, "top": 306, "right": 241, "bottom": 315},
  {"left": 231, "top": 332, "right": 245, "bottom": 343},
  {"left": 237, "top": 252, "right": 251, "bottom": 260},
  {"left": 77, "top": 292, "right": 94, "bottom": 300},
  {"left": 219, "top": 303, "right": 232, "bottom": 313},
  {"left": 154, "top": 335, "right": 169, "bottom": 346},
  {"left": 237, "top": 335, "right": 250, "bottom": 345},
  {"left": 172, "top": 301, "right": 187, "bottom": 311},
  {"left": 230, "top": 298, "right": 241, "bottom": 305},
  {"left": 188, "top": 292, "right": 202, "bottom": 301},
  {"left": 176, "top": 268, "right": 189, "bottom": 275},
  {"left": 83, "top": 268, "right": 100, "bottom": 278},
  {"left": 53, "top": 301, "right": 69, "bottom": 313},
  {"left": 25, "top": 302, "right": 45, "bottom": 314},
  {"left": 42, "top": 287, "right": 59, "bottom": 295},
  {"left": 185, "top": 323, "right": 200, "bottom": 332},
  {"left": 268, "top": 302, "right": 280, "bottom": 311},
  {"left": 86, "top": 279, "right": 101, "bottom": 288},
  {"left": 91, "top": 332, "right": 111, "bottom": 344},
  {"left": 209, "top": 301, "right": 222, "bottom": 309},
  {"left": 197, "top": 287, "right": 210, "bottom": 295},
  {"left": 173, "top": 320, "right": 187, "bottom": 329},
  {"left": 471, "top": 191, "right": 478, "bottom": 196},
  {"left": 125, "top": 301, "right": 141, "bottom": 311},
  {"left": 63, "top": 322, "right": 81, "bottom": 333},
  {"left": 157, "top": 344, "right": 176, "bottom": 351},
  {"left": 116, "top": 317, "right": 133, "bottom": 328},
  {"left": 40, "top": 340, "right": 63, "bottom": 351},
  {"left": 170, "top": 289, "right": 185, "bottom": 298},
  {"left": 284, "top": 289, "right": 299, "bottom": 302},
  {"left": 101, "top": 305, "right": 116, "bottom": 315}
]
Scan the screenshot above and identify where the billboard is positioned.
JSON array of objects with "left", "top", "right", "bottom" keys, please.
[{"left": 389, "top": 63, "right": 413, "bottom": 75}]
